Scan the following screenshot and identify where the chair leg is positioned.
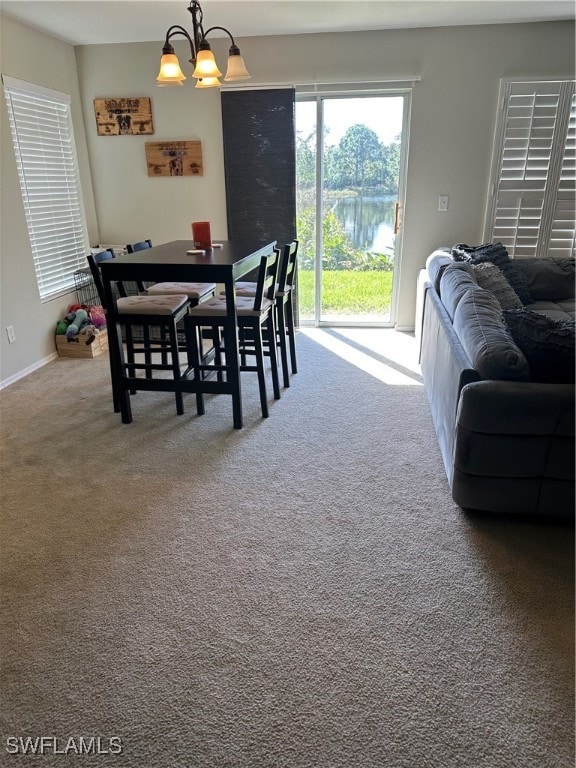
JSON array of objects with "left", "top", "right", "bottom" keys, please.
[
  {"left": 252, "top": 323, "right": 269, "bottom": 418},
  {"left": 276, "top": 299, "right": 290, "bottom": 388},
  {"left": 286, "top": 294, "right": 298, "bottom": 374},
  {"left": 124, "top": 326, "right": 137, "bottom": 394},
  {"left": 266, "top": 313, "right": 281, "bottom": 400},
  {"left": 214, "top": 326, "right": 225, "bottom": 382},
  {"left": 239, "top": 326, "right": 248, "bottom": 367},
  {"left": 143, "top": 326, "right": 153, "bottom": 378},
  {"left": 168, "top": 320, "right": 184, "bottom": 415},
  {"left": 186, "top": 319, "right": 205, "bottom": 416}
]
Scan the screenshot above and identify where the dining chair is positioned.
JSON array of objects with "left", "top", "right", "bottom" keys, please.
[
  {"left": 184, "top": 248, "right": 281, "bottom": 419},
  {"left": 126, "top": 239, "right": 153, "bottom": 253},
  {"left": 126, "top": 238, "right": 216, "bottom": 308},
  {"left": 232, "top": 240, "right": 299, "bottom": 387},
  {"left": 87, "top": 254, "right": 190, "bottom": 415}
]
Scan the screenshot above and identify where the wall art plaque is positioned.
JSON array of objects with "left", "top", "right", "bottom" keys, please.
[
  {"left": 94, "top": 97, "right": 154, "bottom": 136},
  {"left": 145, "top": 141, "right": 204, "bottom": 177}
]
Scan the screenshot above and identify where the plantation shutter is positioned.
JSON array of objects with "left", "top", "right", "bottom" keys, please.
[
  {"left": 2, "top": 75, "right": 89, "bottom": 301},
  {"left": 485, "top": 79, "right": 575, "bottom": 259},
  {"left": 549, "top": 90, "right": 576, "bottom": 257}
]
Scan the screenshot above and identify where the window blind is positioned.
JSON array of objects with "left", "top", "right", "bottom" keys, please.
[
  {"left": 221, "top": 88, "right": 296, "bottom": 248},
  {"left": 485, "top": 79, "right": 575, "bottom": 259},
  {"left": 2, "top": 75, "right": 89, "bottom": 301}
]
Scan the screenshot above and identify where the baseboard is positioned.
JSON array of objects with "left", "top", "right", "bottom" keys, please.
[{"left": 0, "top": 352, "right": 58, "bottom": 391}]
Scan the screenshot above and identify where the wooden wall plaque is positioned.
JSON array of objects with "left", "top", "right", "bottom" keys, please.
[
  {"left": 145, "top": 141, "right": 204, "bottom": 177},
  {"left": 94, "top": 97, "right": 154, "bottom": 136}
]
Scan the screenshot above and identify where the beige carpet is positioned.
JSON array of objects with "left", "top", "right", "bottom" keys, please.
[{"left": 0, "top": 329, "right": 573, "bottom": 767}]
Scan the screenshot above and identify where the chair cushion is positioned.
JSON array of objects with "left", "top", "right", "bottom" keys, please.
[
  {"left": 234, "top": 281, "right": 257, "bottom": 292},
  {"left": 188, "top": 296, "right": 274, "bottom": 317},
  {"left": 147, "top": 281, "right": 215, "bottom": 299},
  {"left": 223, "top": 281, "right": 285, "bottom": 298},
  {"left": 116, "top": 294, "right": 188, "bottom": 315}
]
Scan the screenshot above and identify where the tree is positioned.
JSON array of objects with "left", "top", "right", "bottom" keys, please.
[
  {"left": 331, "top": 124, "right": 384, "bottom": 190},
  {"left": 296, "top": 122, "right": 401, "bottom": 195},
  {"left": 381, "top": 135, "right": 401, "bottom": 194},
  {"left": 296, "top": 129, "right": 315, "bottom": 190}
]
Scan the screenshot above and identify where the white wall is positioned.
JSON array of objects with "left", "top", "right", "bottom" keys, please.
[
  {"left": 76, "top": 41, "right": 228, "bottom": 247},
  {"left": 0, "top": 15, "right": 98, "bottom": 384},
  {"left": 1, "top": 17, "right": 574, "bottom": 385},
  {"left": 76, "top": 20, "right": 575, "bottom": 331}
]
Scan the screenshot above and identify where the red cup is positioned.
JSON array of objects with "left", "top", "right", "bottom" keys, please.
[{"left": 192, "top": 221, "right": 212, "bottom": 249}]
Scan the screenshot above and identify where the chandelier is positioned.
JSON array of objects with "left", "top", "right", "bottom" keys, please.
[{"left": 156, "top": 0, "right": 251, "bottom": 89}]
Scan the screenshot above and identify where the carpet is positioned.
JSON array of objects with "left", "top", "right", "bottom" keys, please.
[{"left": 0, "top": 329, "right": 573, "bottom": 767}]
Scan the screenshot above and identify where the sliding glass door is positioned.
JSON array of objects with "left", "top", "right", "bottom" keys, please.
[{"left": 296, "top": 92, "right": 410, "bottom": 326}]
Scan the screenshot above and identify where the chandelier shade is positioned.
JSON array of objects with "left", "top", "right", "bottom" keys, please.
[
  {"left": 224, "top": 48, "right": 251, "bottom": 81},
  {"left": 195, "top": 77, "right": 221, "bottom": 89},
  {"left": 192, "top": 45, "right": 222, "bottom": 79},
  {"left": 156, "top": 52, "right": 187, "bottom": 85},
  {"left": 158, "top": 1, "right": 251, "bottom": 89}
]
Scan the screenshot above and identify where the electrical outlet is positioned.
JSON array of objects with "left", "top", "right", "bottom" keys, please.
[
  {"left": 6, "top": 325, "right": 16, "bottom": 344},
  {"left": 438, "top": 195, "right": 449, "bottom": 212}
]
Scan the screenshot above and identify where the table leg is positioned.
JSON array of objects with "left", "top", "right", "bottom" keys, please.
[{"left": 102, "top": 278, "right": 132, "bottom": 424}]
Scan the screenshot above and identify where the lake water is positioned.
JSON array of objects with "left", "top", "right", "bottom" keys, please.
[{"left": 330, "top": 195, "right": 396, "bottom": 254}]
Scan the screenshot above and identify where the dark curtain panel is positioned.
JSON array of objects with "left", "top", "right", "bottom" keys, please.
[{"left": 221, "top": 88, "right": 296, "bottom": 248}]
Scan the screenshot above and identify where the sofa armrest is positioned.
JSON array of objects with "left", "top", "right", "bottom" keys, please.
[
  {"left": 453, "top": 380, "right": 575, "bottom": 514},
  {"left": 420, "top": 285, "right": 480, "bottom": 483},
  {"left": 457, "top": 380, "right": 575, "bottom": 435}
]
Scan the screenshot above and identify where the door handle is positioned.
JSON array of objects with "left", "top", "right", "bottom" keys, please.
[{"left": 394, "top": 202, "right": 403, "bottom": 235}]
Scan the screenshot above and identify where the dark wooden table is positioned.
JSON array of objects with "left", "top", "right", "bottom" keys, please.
[{"left": 100, "top": 239, "right": 277, "bottom": 428}]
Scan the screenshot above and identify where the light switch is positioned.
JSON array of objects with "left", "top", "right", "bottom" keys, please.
[{"left": 438, "top": 195, "right": 449, "bottom": 212}]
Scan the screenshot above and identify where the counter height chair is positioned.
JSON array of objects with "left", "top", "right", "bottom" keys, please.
[
  {"left": 126, "top": 239, "right": 153, "bottom": 253},
  {"left": 184, "top": 248, "right": 281, "bottom": 419},
  {"left": 87, "top": 254, "right": 190, "bottom": 416},
  {"left": 230, "top": 240, "right": 299, "bottom": 387}
]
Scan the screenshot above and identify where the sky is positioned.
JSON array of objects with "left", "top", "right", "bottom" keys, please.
[{"left": 296, "top": 95, "right": 405, "bottom": 147}]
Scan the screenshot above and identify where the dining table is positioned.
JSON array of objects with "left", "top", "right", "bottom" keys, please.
[{"left": 100, "top": 238, "right": 277, "bottom": 429}]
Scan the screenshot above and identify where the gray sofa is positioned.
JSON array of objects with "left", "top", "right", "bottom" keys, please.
[{"left": 419, "top": 247, "right": 575, "bottom": 518}]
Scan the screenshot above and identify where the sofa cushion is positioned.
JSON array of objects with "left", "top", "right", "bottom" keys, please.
[
  {"left": 451, "top": 242, "right": 533, "bottom": 304},
  {"left": 425, "top": 250, "right": 454, "bottom": 294},
  {"left": 439, "top": 263, "right": 477, "bottom": 320},
  {"left": 528, "top": 300, "right": 576, "bottom": 323},
  {"left": 453, "top": 288, "right": 530, "bottom": 381},
  {"left": 471, "top": 262, "right": 524, "bottom": 310},
  {"left": 503, "top": 309, "right": 575, "bottom": 383},
  {"left": 514, "top": 257, "right": 576, "bottom": 301}
]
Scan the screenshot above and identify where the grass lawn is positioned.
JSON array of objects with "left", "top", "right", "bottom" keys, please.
[{"left": 297, "top": 269, "right": 393, "bottom": 317}]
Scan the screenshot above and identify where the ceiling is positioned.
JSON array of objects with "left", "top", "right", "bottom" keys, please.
[{"left": 1, "top": 0, "right": 574, "bottom": 46}]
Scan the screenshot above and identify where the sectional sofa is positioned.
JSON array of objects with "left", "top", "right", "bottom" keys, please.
[{"left": 419, "top": 245, "right": 575, "bottom": 518}]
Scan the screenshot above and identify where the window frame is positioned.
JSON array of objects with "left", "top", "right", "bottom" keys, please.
[
  {"left": 2, "top": 75, "right": 90, "bottom": 302},
  {"left": 483, "top": 77, "right": 575, "bottom": 259}
]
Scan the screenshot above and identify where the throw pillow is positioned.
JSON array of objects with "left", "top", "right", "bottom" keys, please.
[
  {"left": 513, "top": 257, "right": 576, "bottom": 301},
  {"left": 471, "top": 262, "right": 523, "bottom": 310},
  {"left": 453, "top": 289, "right": 530, "bottom": 381},
  {"left": 503, "top": 309, "right": 575, "bottom": 384},
  {"left": 451, "top": 242, "right": 533, "bottom": 305}
]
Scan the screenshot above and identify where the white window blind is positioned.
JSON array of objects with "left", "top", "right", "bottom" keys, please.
[
  {"left": 2, "top": 75, "right": 89, "bottom": 301},
  {"left": 484, "top": 79, "right": 575, "bottom": 259}
]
